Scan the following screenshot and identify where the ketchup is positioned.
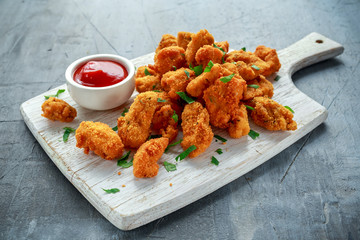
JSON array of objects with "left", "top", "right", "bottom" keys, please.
[{"left": 73, "top": 60, "right": 128, "bottom": 87}]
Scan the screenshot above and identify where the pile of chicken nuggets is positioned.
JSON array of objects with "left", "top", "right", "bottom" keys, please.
[{"left": 42, "top": 29, "right": 297, "bottom": 178}]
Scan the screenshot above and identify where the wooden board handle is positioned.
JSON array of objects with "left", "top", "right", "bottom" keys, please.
[{"left": 278, "top": 32, "right": 344, "bottom": 75}]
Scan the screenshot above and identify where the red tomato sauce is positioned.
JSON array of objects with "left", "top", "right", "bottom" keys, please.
[{"left": 73, "top": 60, "right": 128, "bottom": 87}]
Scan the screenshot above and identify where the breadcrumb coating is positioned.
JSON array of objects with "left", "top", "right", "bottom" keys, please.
[{"left": 41, "top": 97, "right": 77, "bottom": 122}]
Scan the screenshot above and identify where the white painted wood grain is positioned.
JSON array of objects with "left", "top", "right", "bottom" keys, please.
[{"left": 20, "top": 32, "right": 343, "bottom": 230}]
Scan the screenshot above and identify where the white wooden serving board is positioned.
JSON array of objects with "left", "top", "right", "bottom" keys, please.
[{"left": 20, "top": 32, "right": 343, "bottom": 230}]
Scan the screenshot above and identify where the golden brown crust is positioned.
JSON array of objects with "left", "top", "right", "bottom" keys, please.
[
  {"left": 154, "top": 46, "right": 186, "bottom": 75},
  {"left": 195, "top": 45, "right": 224, "bottom": 67},
  {"left": 177, "top": 31, "right": 194, "bottom": 50},
  {"left": 228, "top": 104, "right": 250, "bottom": 138},
  {"left": 155, "top": 34, "right": 177, "bottom": 54},
  {"left": 243, "top": 75, "right": 274, "bottom": 100},
  {"left": 181, "top": 102, "right": 213, "bottom": 158},
  {"left": 41, "top": 97, "right": 77, "bottom": 122},
  {"left": 161, "top": 68, "right": 195, "bottom": 100},
  {"left": 214, "top": 41, "right": 229, "bottom": 53},
  {"left": 152, "top": 105, "right": 179, "bottom": 142},
  {"left": 185, "top": 29, "right": 214, "bottom": 66},
  {"left": 75, "top": 121, "right": 124, "bottom": 160},
  {"left": 135, "top": 75, "right": 162, "bottom": 93},
  {"left": 133, "top": 137, "right": 169, "bottom": 178},
  {"left": 254, "top": 45, "right": 281, "bottom": 76}
]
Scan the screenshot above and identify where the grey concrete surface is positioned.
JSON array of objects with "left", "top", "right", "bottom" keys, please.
[{"left": 0, "top": 0, "right": 359, "bottom": 239}]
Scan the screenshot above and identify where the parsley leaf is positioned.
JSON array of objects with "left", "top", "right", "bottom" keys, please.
[
  {"left": 215, "top": 148, "right": 223, "bottom": 155},
  {"left": 184, "top": 70, "right": 190, "bottom": 79},
  {"left": 251, "top": 65, "right": 260, "bottom": 71},
  {"left": 214, "top": 135, "right": 227, "bottom": 143},
  {"left": 44, "top": 89, "right": 65, "bottom": 99},
  {"left": 102, "top": 188, "right": 120, "bottom": 194},
  {"left": 220, "top": 74, "right": 235, "bottom": 83},
  {"left": 211, "top": 156, "right": 219, "bottom": 166},
  {"left": 153, "top": 90, "right": 161, "bottom": 92},
  {"left": 165, "top": 139, "right": 183, "bottom": 153},
  {"left": 248, "top": 84, "right": 259, "bottom": 89},
  {"left": 274, "top": 75, "right": 281, "bottom": 81},
  {"left": 175, "top": 145, "right": 197, "bottom": 161},
  {"left": 173, "top": 66, "right": 177, "bottom": 71},
  {"left": 176, "top": 92, "right": 195, "bottom": 104},
  {"left": 204, "top": 60, "right": 214, "bottom": 73},
  {"left": 157, "top": 98, "right": 167, "bottom": 103},
  {"left": 145, "top": 68, "right": 151, "bottom": 76},
  {"left": 148, "top": 134, "right": 162, "bottom": 139},
  {"left": 172, "top": 110, "right": 178, "bottom": 123},
  {"left": 112, "top": 126, "right": 118, "bottom": 131},
  {"left": 213, "top": 43, "right": 225, "bottom": 53},
  {"left": 190, "top": 64, "right": 203, "bottom": 76},
  {"left": 284, "top": 106, "right": 294, "bottom": 113},
  {"left": 63, "top": 127, "right": 76, "bottom": 142},
  {"left": 163, "top": 161, "right": 177, "bottom": 172},
  {"left": 248, "top": 130, "right": 260, "bottom": 140},
  {"left": 118, "top": 156, "right": 133, "bottom": 168},
  {"left": 245, "top": 105, "right": 255, "bottom": 110},
  {"left": 117, "top": 151, "right": 131, "bottom": 165},
  {"left": 121, "top": 108, "right": 129, "bottom": 116},
  {"left": 241, "top": 47, "right": 246, "bottom": 51}
]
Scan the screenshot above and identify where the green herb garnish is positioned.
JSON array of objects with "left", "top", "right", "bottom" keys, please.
[
  {"left": 190, "top": 64, "right": 203, "bottom": 76},
  {"left": 215, "top": 148, "right": 223, "bottom": 155},
  {"left": 184, "top": 70, "right": 190, "bottom": 79},
  {"left": 248, "top": 84, "right": 259, "bottom": 89},
  {"left": 175, "top": 145, "right": 197, "bottom": 161},
  {"left": 102, "top": 188, "right": 120, "bottom": 194},
  {"left": 44, "top": 89, "right": 65, "bottom": 100},
  {"left": 245, "top": 105, "right": 254, "bottom": 110},
  {"left": 211, "top": 156, "right": 219, "bottom": 166},
  {"left": 213, "top": 43, "right": 226, "bottom": 63},
  {"left": 173, "top": 66, "right": 177, "bottom": 71},
  {"left": 214, "top": 135, "right": 227, "bottom": 143},
  {"left": 112, "top": 126, "right": 118, "bottom": 131},
  {"left": 274, "top": 75, "right": 281, "bottom": 81},
  {"left": 204, "top": 60, "right": 214, "bottom": 73},
  {"left": 157, "top": 98, "right": 167, "bottom": 103},
  {"left": 248, "top": 130, "right": 260, "bottom": 140},
  {"left": 153, "top": 90, "right": 161, "bottom": 92},
  {"left": 165, "top": 139, "right": 183, "bottom": 153},
  {"left": 172, "top": 110, "right": 178, "bottom": 123},
  {"left": 118, "top": 156, "right": 133, "bottom": 168},
  {"left": 148, "top": 134, "right": 162, "bottom": 139},
  {"left": 251, "top": 65, "right": 260, "bottom": 71},
  {"left": 176, "top": 92, "right": 195, "bottom": 104},
  {"left": 241, "top": 47, "right": 246, "bottom": 51},
  {"left": 63, "top": 127, "right": 76, "bottom": 142},
  {"left": 145, "top": 68, "right": 151, "bottom": 76},
  {"left": 121, "top": 108, "right": 129, "bottom": 116},
  {"left": 117, "top": 151, "right": 131, "bottom": 166},
  {"left": 284, "top": 106, "right": 294, "bottom": 113},
  {"left": 220, "top": 74, "right": 235, "bottom": 83},
  {"left": 163, "top": 161, "right": 177, "bottom": 172}
]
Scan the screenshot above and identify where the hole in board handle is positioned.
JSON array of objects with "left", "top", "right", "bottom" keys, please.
[{"left": 316, "top": 39, "right": 323, "bottom": 44}]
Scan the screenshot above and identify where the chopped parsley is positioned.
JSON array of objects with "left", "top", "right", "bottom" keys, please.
[
  {"left": 214, "top": 135, "right": 227, "bottom": 143},
  {"left": 245, "top": 105, "right": 254, "bottom": 110},
  {"left": 285, "top": 106, "right": 295, "bottom": 113},
  {"left": 118, "top": 157, "right": 133, "bottom": 168},
  {"left": 184, "top": 70, "right": 190, "bottom": 79},
  {"left": 213, "top": 43, "right": 226, "bottom": 63},
  {"left": 251, "top": 65, "right": 260, "bottom": 71},
  {"left": 157, "top": 98, "right": 167, "bottom": 103},
  {"left": 248, "top": 130, "right": 260, "bottom": 140},
  {"left": 121, "top": 108, "right": 129, "bottom": 116},
  {"left": 172, "top": 110, "right": 178, "bottom": 123},
  {"left": 44, "top": 89, "right": 65, "bottom": 99},
  {"left": 189, "top": 64, "right": 203, "bottom": 76},
  {"left": 175, "top": 145, "right": 197, "bottom": 161},
  {"left": 117, "top": 151, "right": 131, "bottom": 165},
  {"left": 220, "top": 74, "right": 234, "bottom": 83},
  {"left": 165, "top": 139, "right": 183, "bottom": 153},
  {"left": 153, "top": 90, "right": 161, "bottom": 92},
  {"left": 215, "top": 148, "right": 223, "bottom": 155},
  {"left": 211, "top": 156, "right": 219, "bottom": 166},
  {"left": 112, "top": 126, "right": 118, "bottom": 131},
  {"left": 241, "top": 47, "right": 246, "bottom": 51},
  {"left": 144, "top": 68, "right": 151, "bottom": 76},
  {"left": 163, "top": 161, "right": 177, "bottom": 172},
  {"left": 148, "top": 134, "right": 162, "bottom": 139},
  {"left": 176, "top": 92, "right": 195, "bottom": 104},
  {"left": 102, "top": 188, "right": 120, "bottom": 194},
  {"left": 274, "top": 75, "right": 281, "bottom": 81},
  {"left": 248, "top": 84, "right": 259, "bottom": 89},
  {"left": 63, "top": 127, "right": 76, "bottom": 142},
  {"left": 204, "top": 60, "right": 214, "bottom": 73},
  {"left": 172, "top": 66, "right": 177, "bottom": 71}
]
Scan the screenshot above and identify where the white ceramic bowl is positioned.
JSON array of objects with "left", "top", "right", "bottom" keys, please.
[{"left": 65, "top": 54, "right": 135, "bottom": 110}]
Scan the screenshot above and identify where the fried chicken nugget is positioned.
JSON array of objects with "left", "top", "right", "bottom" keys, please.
[
  {"left": 233, "top": 61, "right": 257, "bottom": 81},
  {"left": 186, "top": 63, "right": 222, "bottom": 97},
  {"left": 195, "top": 45, "right": 224, "bottom": 67},
  {"left": 152, "top": 105, "right": 179, "bottom": 142},
  {"left": 254, "top": 46, "right": 281, "bottom": 76},
  {"left": 181, "top": 102, "right": 213, "bottom": 158},
  {"left": 249, "top": 97, "right": 297, "bottom": 131},
  {"left": 185, "top": 29, "right": 214, "bottom": 66},
  {"left": 75, "top": 121, "right": 124, "bottom": 160},
  {"left": 41, "top": 97, "right": 77, "bottom": 122},
  {"left": 177, "top": 31, "right": 194, "bottom": 50},
  {"left": 155, "top": 34, "right": 177, "bottom": 54},
  {"left": 133, "top": 137, "right": 169, "bottom": 178},
  {"left": 225, "top": 50, "right": 269, "bottom": 77},
  {"left": 161, "top": 68, "right": 195, "bottom": 100},
  {"left": 228, "top": 104, "right": 250, "bottom": 138},
  {"left": 117, "top": 91, "right": 170, "bottom": 148},
  {"left": 154, "top": 46, "right": 186, "bottom": 75},
  {"left": 243, "top": 75, "right": 274, "bottom": 100},
  {"left": 136, "top": 66, "right": 158, "bottom": 78},
  {"left": 214, "top": 41, "right": 229, "bottom": 53},
  {"left": 135, "top": 75, "right": 162, "bottom": 92}
]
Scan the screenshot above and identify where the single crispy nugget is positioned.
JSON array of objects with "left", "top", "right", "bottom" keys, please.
[
  {"left": 214, "top": 41, "right": 229, "bottom": 53},
  {"left": 233, "top": 61, "right": 257, "bottom": 81},
  {"left": 254, "top": 45, "right": 281, "bottom": 76},
  {"left": 228, "top": 104, "right": 250, "bottom": 138},
  {"left": 154, "top": 46, "right": 186, "bottom": 75},
  {"left": 136, "top": 66, "right": 158, "bottom": 78},
  {"left": 155, "top": 34, "right": 177, "bottom": 54},
  {"left": 225, "top": 50, "right": 269, "bottom": 77},
  {"left": 136, "top": 75, "right": 162, "bottom": 92},
  {"left": 186, "top": 63, "right": 222, "bottom": 97},
  {"left": 41, "top": 97, "right": 77, "bottom": 122},
  {"left": 117, "top": 91, "right": 170, "bottom": 148},
  {"left": 177, "top": 31, "right": 194, "bottom": 50},
  {"left": 152, "top": 105, "right": 179, "bottom": 142},
  {"left": 249, "top": 97, "right": 297, "bottom": 131},
  {"left": 133, "top": 137, "right": 169, "bottom": 178},
  {"left": 185, "top": 29, "right": 214, "bottom": 66},
  {"left": 195, "top": 45, "right": 224, "bottom": 67},
  {"left": 181, "top": 102, "right": 213, "bottom": 158},
  {"left": 221, "top": 62, "right": 238, "bottom": 75},
  {"left": 161, "top": 68, "right": 195, "bottom": 100},
  {"left": 243, "top": 75, "right": 274, "bottom": 100},
  {"left": 75, "top": 121, "right": 124, "bottom": 160}
]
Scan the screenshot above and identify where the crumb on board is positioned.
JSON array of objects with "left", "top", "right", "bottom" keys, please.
[
  {"left": 170, "top": 183, "right": 173, "bottom": 187},
  {"left": 118, "top": 172, "right": 121, "bottom": 175},
  {"left": 222, "top": 142, "right": 227, "bottom": 145},
  {"left": 122, "top": 185, "right": 126, "bottom": 187}
]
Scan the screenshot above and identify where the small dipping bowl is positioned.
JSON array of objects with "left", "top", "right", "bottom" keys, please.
[{"left": 65, "top": 54, "right": 135, "bottom": 110}]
